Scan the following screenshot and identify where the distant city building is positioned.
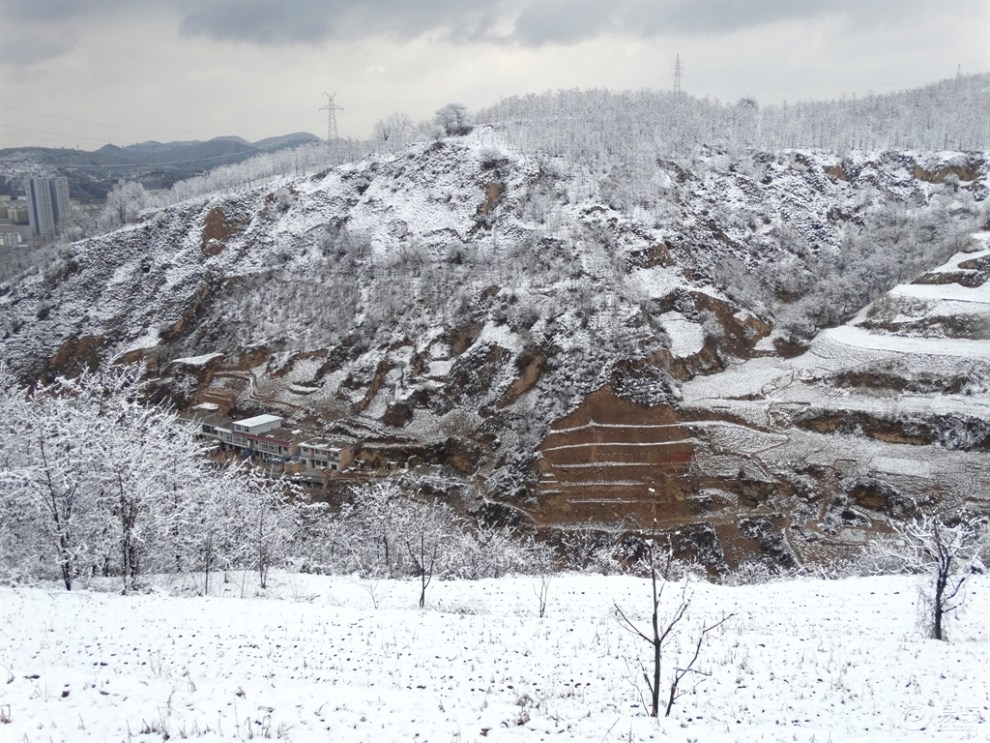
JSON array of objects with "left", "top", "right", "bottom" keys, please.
[
  {"left": 0, "top": 225, "right": 32, "bottom": 246},
  {"left": 23, "top": 176, "right": 70, "bottom": 237}
]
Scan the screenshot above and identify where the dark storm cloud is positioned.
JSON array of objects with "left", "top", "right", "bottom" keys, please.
[
  {"left": 175, "top": 0, "right": 880, "bottom": 46},
  {"left": 0, "top": 0, "right": 138, "bottom": 65},
  {"left": 176, "top": 0, "right": 499, "bottom": 45},
  {"left": 174, "top": 0, "right": 849, "bottom": 46},
  {"left": 2, "top": 0, "right": 950, "bottom": 56}
]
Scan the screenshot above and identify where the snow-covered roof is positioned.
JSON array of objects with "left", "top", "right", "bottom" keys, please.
[
  {"left": 300, "top": 438, "right": 352, "bottom": 451},
  {"left": 234, "top": 414, "right": 282, "bottom": 428}
]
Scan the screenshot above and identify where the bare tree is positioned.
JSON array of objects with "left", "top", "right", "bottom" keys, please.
[
  {"left": 401, "top": 497, "right": 459, "bottom": 609},
  {"left": 879, "top": 511, "right": 988, "bottom": 641},
  {"left": 614, "top": 536, "right": 733, "bottom": 717}
]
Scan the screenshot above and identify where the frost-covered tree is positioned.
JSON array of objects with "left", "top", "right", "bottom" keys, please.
[
  {"left": 0, "top": 367, "right": 211, "bottom": 591},
  {"left": 373, "top": 112, "right": 414, "bottom": 149},
  {"left": 0, "top": 368, "right": 103, "bottom": 588},
  {"left": 400, "top": 496, "right": 460, "bottom": 608},
  {"left": 100, "top": 180, "right": 150, "bottom": 231},
  {"left": 234, "top": 464, "right": 300, "bottom": 590},
  {"left": 0, "top": 364, "right": 303, "bottom": 592},
  {"left": 434, "top": 103, "right": 473, "bottom": 136},
  {"left": 89, "top": 378, "right": 213, "bottom": 593},
  {"left": 874, "top": 511, "right": 988, "bottom": 641}
]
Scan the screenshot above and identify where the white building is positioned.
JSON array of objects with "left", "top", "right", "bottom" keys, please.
[
  {"left": 24, "top": 177, "right": 70, "bottom": 237},
  {"left": 299, "top": 439, "right": 355, "bottom": 472}
]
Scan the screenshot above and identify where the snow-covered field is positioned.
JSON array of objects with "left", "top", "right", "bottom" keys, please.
[{"left": 2, "top": 572, "right": 987, "bottom": 742}]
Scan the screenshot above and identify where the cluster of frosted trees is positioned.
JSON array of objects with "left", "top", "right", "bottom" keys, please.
[
  {"left": 297, "top": 480, "right": 552, "bottom": 607},
  {"left": 478, "top": 74, "right": 990, "bottom": 163},
  {"left": 0, "top": 366, "right": 297, "bottom": 593},
  {"left": 0, "top": 365, "right": 550, "bottom": 595},
  {"left": 727, "top": 194, "right": 990, "bottom": 339}
]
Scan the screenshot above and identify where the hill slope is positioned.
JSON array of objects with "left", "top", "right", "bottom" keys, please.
[{"left": 1, "top": 130, "right": 987, "bottom": 569}]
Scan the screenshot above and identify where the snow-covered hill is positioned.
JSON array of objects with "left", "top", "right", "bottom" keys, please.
[
  {"left": 1, "top": 127, "right": 987, "bottom": 569},
  {"left": 2, "top": 571, "right": 987, "bottom": 742}
]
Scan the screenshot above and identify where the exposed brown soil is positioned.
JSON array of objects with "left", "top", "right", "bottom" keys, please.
[
  {"left": 382, "top": 402, "right": 413, "bottom": 428},
  {"left": 477, "top": 181, "right": 505, "bottom": 218},
  {"left": 830, "top": 369, "right": 970, "bottom": 395},
  {"left": 958, "top": 254, "right": 990, "bottom": 271},
  {"left": 774, "top": 336, "right": 810, "bottom": 358},
  {"left": 201, "top": 206, "right": 249, "bottom": 256},
  {"left": 792, "top": 409, "right": 990, "bottom": 451},
  {"left": 823, "top": 165, "right": 851, "bottom": 182},
  {"left": 44, "top": 335, "right": 107, "bottom": 381},
  {"left": 447, "top": 344, "right": 512, "bottom": 403},
  {"left": 626, "top": 242, "right": 675, "bottom": 269},
  {"left": 353, "top": 359, "right": 395, "bottom": 414},
  {"left": 498, "top": 350, "right": 546, "bottom": 407},
  {"left": 443, "top": 321, "right": 484, "bottom": 355},
  {"left": 912, "top": 162, "right": 982, "bottom": 183},
  {"left": 531, "top": 386, "right": 695, "bottom": 526}
]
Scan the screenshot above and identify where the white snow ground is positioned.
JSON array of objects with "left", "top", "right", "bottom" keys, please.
[{"left": 2, "top": 572, "right": 987, "bottom": 743}]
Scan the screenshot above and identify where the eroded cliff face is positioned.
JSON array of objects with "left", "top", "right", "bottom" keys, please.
[{"left": 2, "top": 135, "right": 988, "bottom": 571}]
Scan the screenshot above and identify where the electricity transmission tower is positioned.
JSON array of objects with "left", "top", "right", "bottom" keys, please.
[
  {"left": 320, "top": 91, "right": 343, "bottom": 145},
  {"left": 673, "top": 55, "right": 683, "bottom": 94}
]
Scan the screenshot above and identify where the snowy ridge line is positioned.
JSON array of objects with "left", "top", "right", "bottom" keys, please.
[{"left": 542, "top": 439, "right": 694, "bottom": 453}]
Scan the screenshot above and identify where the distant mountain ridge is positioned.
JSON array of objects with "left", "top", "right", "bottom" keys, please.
[{"left": 0, "top": 132, "right": 320, "bottom": 200}]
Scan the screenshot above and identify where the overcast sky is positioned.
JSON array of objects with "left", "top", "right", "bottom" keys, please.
[{"left": 1, "top": 0, "right": 987, "bottom": 150}]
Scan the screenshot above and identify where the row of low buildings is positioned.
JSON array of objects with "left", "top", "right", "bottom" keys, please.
[{"left": 193, "top": 412, "right": 355, "bottom": 476}]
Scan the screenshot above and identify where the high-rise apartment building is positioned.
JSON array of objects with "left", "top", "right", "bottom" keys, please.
[{"left": 24, "top": 176, "right": 70, "bottom": 237}]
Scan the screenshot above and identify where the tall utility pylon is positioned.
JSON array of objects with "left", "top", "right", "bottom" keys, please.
[
  {"left": 673, "top": 54, "right": 683, "bottom": 94},
  {"left": 320, "top": 91, "right": 343, "bottom": 144}
]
